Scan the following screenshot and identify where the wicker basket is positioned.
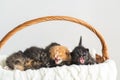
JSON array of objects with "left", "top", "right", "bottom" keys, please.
[{"left": 0, "top": 16, "right": 117, "bottom": 80}]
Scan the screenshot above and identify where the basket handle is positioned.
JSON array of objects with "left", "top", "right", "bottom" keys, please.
[{"left": 0, "top": 16, "right": 109, "bottom": 62}]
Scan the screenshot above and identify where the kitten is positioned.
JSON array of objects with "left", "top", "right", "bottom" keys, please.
[
  {"left": 6, "top": 51, "right": 26, "bottom": 70},
  {"left": 23, "top": 46, "right": 50, "bottom": 70},
  {"left": 45, "top": 43, "right": 71, "bottom": 67},
  {"left": 71, "top": 36, "right": 96, "bottom": 65}
]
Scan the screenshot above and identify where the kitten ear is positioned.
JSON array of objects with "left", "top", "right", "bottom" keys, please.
[
  {"left": 18, "top": 50, "right": 23, "bottom": 54},
  {"left": 78, "top": 36, "right": 82, "bottom": 46},
  {"left": 66, "top": 51, "right": 70, "bottom": 55},
  {"left": 65, "top": 49, "right": 69, "bottom": 55},
  {"left": 86, "top": 48, "right": 89, "bottom": 52}
]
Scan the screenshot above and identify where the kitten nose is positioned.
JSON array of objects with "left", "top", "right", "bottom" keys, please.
[
  {"left": 55, "top": 53, "right": 59, "bottom": 58},
  {"left": 55, "top": 54, "right": 57, "bottom": 57}
]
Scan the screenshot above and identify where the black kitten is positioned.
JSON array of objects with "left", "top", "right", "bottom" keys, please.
[
  {"left": 71, "top": 36, "right": 96, "bottom": 65},
  {"left": 23, "top": 46, "right": 51, "bottom": 70}
]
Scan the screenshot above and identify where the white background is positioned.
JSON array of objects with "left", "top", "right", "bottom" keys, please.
[{"left": 0, "top": 0, "right": 119, "bottom": 79}]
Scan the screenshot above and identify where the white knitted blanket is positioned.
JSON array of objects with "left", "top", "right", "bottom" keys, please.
[{"left": 0, "top": 55, "right": 117, "bottom": 80}]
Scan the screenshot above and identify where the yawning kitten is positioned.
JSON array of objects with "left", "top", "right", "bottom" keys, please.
[
  {"left": 45, "top": 43, "right": 71, "bottom": 67},
  {"left": 71, "top": 36, "right": 96, "bottom": 65}
]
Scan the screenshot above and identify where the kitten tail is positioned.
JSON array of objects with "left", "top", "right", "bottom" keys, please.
[{"left": 79, "top": 36, "right": 82, "bottom": 46}]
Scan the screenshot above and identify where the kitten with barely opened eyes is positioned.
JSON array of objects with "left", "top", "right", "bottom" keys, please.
[{"left": 71, "top": 36, "right": 96, "bottom": 65}]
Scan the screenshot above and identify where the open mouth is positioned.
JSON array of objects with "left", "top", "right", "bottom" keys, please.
[
  {"left": 79, "top": 57, "right": 85, "bottom": 64},
  {"left": 55, "top": 57, "right": 62, "bottom": 64}
]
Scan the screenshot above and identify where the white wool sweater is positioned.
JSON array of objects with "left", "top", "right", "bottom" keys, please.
[{"left": 0, "top": 55, "right": 117, "bottom": 80}]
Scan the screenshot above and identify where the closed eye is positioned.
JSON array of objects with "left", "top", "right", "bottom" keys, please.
[
  {"left": 83, "top": 52, "right": 86, "bottom": 56},
  {"left": 14, "top": 60, "right": 21, "bottom": 64}
]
